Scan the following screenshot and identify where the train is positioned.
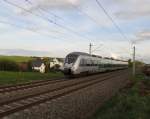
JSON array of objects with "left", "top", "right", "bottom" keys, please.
[{"left": 63, "top": 52, "right": 128, "bottom": 76}]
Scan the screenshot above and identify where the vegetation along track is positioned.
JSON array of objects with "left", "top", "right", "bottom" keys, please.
[
  {"left": 0, "top": 69, "right": 129, "bottom": 118},
  {"left": 0, "top": 70, "right": 124, "bottom": 94}
]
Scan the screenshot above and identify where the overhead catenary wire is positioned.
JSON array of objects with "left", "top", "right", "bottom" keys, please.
[
  {"left": 4, "top": 0, "right": 133, "bottom": 60},
  {"left": 3, "top": 0, "right": 92, "bottom": 42},
  {"left": 95, "top": 0, "right": 129, "bottom": 42},
  {"left": 25, "top": 0, "right": 131, "bottom": 52},
  {"left": 26, "top": 0, "right": 97, "bottom": 43},
  {"left": 69, "top": 0, "right": 131, "bottom": 58},
  {"left": 0, "top": 20, "right": 71, "bottom": 41},
  {"left": 25, "top": 0, "right": 113, "bottom": 42},
  {"left": 70, "top": 2, "right": 110, "bottom": 31},
  {"left": 25, "top": 0, "right": 130, "bottom": 44},
  {"left": 91, "top": 44, "right": 103, "bottom": 53},
  {"left": 0, "top": 20, "right": 44, "bottom": 34},
  {"left": 25, "top": 0, "right": 66, "bottom": 22},
  {"left": 25, "top": 0, "right": 97, "bottom": 43},
  {"left": 0, "top": 7, "right": 89, "bottom": 46}
]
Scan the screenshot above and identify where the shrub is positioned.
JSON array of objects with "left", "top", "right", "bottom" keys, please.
[
  {"left": 0, "top": 59, "right": 19, "bottom": 71},
  {"left": 27, "top": 60, "right": 33, "bottom": 72}
]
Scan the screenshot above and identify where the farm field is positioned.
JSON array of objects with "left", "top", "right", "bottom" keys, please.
[
  {"left": 0, "top": 55, "right": 33, "bottom": 62},
  {"left": 91, "top": 73, "right": 150, "bottom": 119},
  {"left": 0, "top": 71, "right": 64, "bottom": 85}
]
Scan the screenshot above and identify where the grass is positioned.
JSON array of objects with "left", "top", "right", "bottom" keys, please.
[
  {"left": 0, "top": 55, "right": 33, "bottom": 62},
  {"left": 91, "top": 73, "right": 150, "bottom": 119},
  {"left": 0, "top": 71, "right": 64, "bottom": 85}
]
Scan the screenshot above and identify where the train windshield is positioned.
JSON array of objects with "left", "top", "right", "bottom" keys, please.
[{"left": 65, "top": 54, "right": 78, "bottom": 64}]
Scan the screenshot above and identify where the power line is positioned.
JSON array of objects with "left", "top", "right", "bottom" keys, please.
[
  {"left": 95, "top": 0, "right": 129, "bottom": 42},
  {"left": 91, "top": 44, "right": 103, "bottom": 53},
  {"left": 0, "top": 20, "right": 42, "bottom": 34},
  {"left": 26, "top": 0, "right": 92, "bottom": 40},
  {"left": 0, "top": 11, "right": 89, "bottom": 45},
  {"left": 25, "top": 0, "right": 95, "bottom": 42},
  {"left": 0, "top": 20, "right": 70, "bottom": 41},
  {"left": 26, "top": 0, "right": 113, "bottom": 43},
  {"left": 70, "top": 2, "right": 107, "bottom": 29},
  {"left": 70, "top": 1, "right": 132, "bottom": 58},
  {"left": 25, "top": 0, "right": 64, "bottom": 21},
  {"left": 3, "top": 0, "right": 92, "bottom": 42}
]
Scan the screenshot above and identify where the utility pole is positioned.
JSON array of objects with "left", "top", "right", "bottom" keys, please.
[
  {"left": 89, "top": 43, "right": 92, "bottom": 55},
  {"left": 133, "top": 45, "right": 136, "bottom": 76}
]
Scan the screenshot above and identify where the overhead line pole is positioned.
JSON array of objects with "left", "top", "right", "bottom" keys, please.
[
  {"left": 89, "top": 43, "right": 93, "bottom": 55},
  {"left": 133, "top": 45, "right": 136, "bottom": 76}
]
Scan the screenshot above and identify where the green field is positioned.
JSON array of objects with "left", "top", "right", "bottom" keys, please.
[
  {"left": 0, "top": 71, "right": 64, "bottom": 85},
  {"left": 0, "top": 55, "right": 33, "bottom": 62},
  {"left": 91, "top": 74, "right": 150, "bottom": 119}
]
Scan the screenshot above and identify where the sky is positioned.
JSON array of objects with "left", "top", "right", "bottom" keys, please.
[{"left": 0, "top": 0, "right": 150, "bottom": 63}]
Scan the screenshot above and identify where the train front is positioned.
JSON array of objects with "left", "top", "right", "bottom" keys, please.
[{"left": 63, "top": 53, "right": 78, "bottom": 76}]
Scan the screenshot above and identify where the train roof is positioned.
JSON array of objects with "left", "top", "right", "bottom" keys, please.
[
  {"left": 69, "top": 52, "right": 102, "bottom": 58},
  {"left": 68, "top": 52, "right": 91, "bottom": 56},
  {"left": 68, "top": 52, "right": 128, "bottom": 62}
]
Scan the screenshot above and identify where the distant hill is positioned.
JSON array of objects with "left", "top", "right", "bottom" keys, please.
[
  {"left": 0, "top": 55, "right": 34, "bottom": 62},
  {"left": 0, "top": 49, "right": 51, "bottom": 57},
  {"left": 0, "top": 49, "right": 65, "bottom": 63}
]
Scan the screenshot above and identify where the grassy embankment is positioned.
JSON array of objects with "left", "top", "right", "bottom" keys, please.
[
  {"left": 0, "top": 71, "right": 64, "bottom": 85},
  {"left": 91, "top": 73, "right": 150, "bottom": 119},
  {"left": 0, "top": 56, "right": 64, "bottom": 85}
]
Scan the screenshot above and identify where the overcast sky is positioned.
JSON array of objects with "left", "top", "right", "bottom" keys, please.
[{"left": 0, "top": 0, "right": 150, "bottom": 63}]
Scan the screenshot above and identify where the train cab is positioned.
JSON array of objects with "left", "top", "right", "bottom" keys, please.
[{"left": 63, "top": 53, "right": 79, "bottom": 75}]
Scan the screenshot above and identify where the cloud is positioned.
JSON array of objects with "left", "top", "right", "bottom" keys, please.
[
  {"left": 24, "top": 0, "right": 80, "bottom": 11},
  {"left": 137, "top": 30, "right": 150, "bottom": 38},
  {"left": 110, "top": 53, "right": 119, "bottom": 59},
  {"left": 110, "top": 0, "right": 150, "bottom": 20},
  {"left": 133, "top": 30, "right": 150, "bottom": 43},
  {"left": 102, "top": 0, "right": 150, "bottom": 20}
]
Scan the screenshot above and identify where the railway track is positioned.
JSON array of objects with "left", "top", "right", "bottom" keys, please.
[
  {"left": 0, "top": 70, "right": 123, "bottom": 94},
  {"left": 0, "top": 70, "right": 124, "bottom": 105},
  {"left": 0, "top": 69, "right": 129, "bottom": 118},
  {"left": 0, "top": 78, "right": 59, "bottom": 89},
  {"left": 0, "top": 78, "right": 67, "bottom": 93},
  {"left": 0, "top": 70, "right": 126, "bottom": 105}
]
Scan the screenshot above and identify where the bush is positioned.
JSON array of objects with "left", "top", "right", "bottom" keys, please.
[
  {"left": 27, "top": 60, "right": 33, "bottom": 72},
  {"left": 0, "top": 59, "right": 19, "bottom": 71},
  {"left": 50, "top": 64, "right": 61, "bottom": 72}
]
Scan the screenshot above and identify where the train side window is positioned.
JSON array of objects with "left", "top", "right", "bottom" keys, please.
[
  {"left": 94, "top": 60, "right": 98, "bottom": 66},
  {"left": 98, "top": 60, "right": 101, "bottom": 65},
  {"left": 92, "top": 60, "right": 94, "bottom": 66},
  {"left": 80, "top": 59, "right": 86, "bottom": 66},
  {"left": 91, "top": 60, "right": 94, "bottom": 66},
  {"left": 86, "top": 60, "right": 89, "bottom": 66},
  {"left": 82, "top": 59, "right": 86, "bottom": 66},
  {"left": 80, "top": 59, "right": 83, "bottom": 66},
  {"left": 84, "top": 59, "right": 87, "bottom": 66},
  {"left": 87, "top": 60, "right": 91, "bottom": 66}
]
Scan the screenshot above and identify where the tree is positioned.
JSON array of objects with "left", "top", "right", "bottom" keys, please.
[
  {"left": 128, "top": 59, "right": 132, "bottom": 67},
  {"left": 0, "top": 59, "right": 19, "bottom": 71},
  {"left": 43, "top": 57, "right": 50, "bottom": 73},
  {"left": 27, "top": 60, "right": 33, "bottom": 71}
]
